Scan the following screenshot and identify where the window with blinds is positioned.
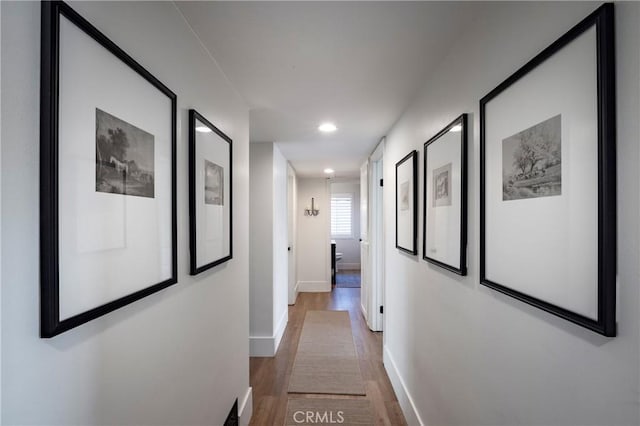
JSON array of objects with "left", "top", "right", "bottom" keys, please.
[{"left": 331, "top": 193, "right": 353, "bottom": 238}]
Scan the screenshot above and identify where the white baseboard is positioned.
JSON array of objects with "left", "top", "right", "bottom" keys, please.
[
  {"left": 338, "top": 263, "right": 361, "bottom": 271},
  {"left": 249, "top": 335, "right": 274, "bottom": 357},
  {"left": 288, "top": 281, "right": 299, "bottom": 305},
  {"left": 273, "top": 309, "right": 288, "bottom": 353},
  {"left": 249, "top": 310, "right": 288, "bottom": 356},
  {"left": 383, "top": 346, "right": 424, "bottom": 426},
  {"left": 239, "top": 387, "right": 253, "bottom": 426},
  {"left": 297, "top": 280, "right": 330, "bottom": 292}
]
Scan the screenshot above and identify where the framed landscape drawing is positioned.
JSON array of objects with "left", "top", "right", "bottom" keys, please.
[
  {"left": 423, "top": 114, "right": 468, "bottom": 275},
  {"left": 189, "top": 109, "right": 233, "bottom": 274},
  {"left": 479, "top": 4, "right": 615, "bottom": 336},
  {"left": 40, "top": 1, "right": 177, "bottom": 337},
  {"left": 396, "top": 151, "right": 418, "bottom": 255}
]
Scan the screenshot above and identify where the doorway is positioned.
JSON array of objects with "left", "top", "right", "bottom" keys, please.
[{"left": 330, "top": 180, "right": 361, "bottom": 289}]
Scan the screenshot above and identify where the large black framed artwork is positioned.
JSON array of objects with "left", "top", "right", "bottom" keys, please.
[
  {"left": 189, "top": 109, "right": 233, "bottom": 275},
  {"left": 395, "top": 150, "right": 418, "bottom": 255},
  {"left": 40, "top": 1, "right": 177, "bottom": 337},
  {"left": 480, "top": 4, "right": 615, "bottom": 336},
  {"left": 423, "top": 114, "right": 468, "bottom": 275}
]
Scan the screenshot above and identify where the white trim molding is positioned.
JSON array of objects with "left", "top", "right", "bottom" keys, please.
[
  {"left": 249, "top": 310, "right": 288, "bottom": 356},
  {"left": 239, "top": 387, "right": 253, "bottom": 426},
  {"left": 383, "top": 346, "right": 424, "bottom": 426},
  {"left": 273, "top": 309, "right": 288, "bottom": 353},
  {"left": 249, "top": 335, "right": 275, "bottom": 357},
  {"left": 297, "top": 280, "right": 331, "bottom": 292},
  {"left": 288, "top": 281, "right": 299, "bottom": 305}
]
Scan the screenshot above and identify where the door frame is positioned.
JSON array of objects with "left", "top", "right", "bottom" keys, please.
[
  {"left": 287, "top": 163, "right": 298, "bottom": 305},
  {"left": 368, "top": 139, "right": 385, "bottom": 331},
  {"left": 359, "top": 160, "right": 369, "bottom": 320}
]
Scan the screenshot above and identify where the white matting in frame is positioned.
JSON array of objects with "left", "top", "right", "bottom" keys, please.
[
  {"left": 423, "top": 114, "right": 467, "bottom": 275},
  {"left": 41, "top": 1, "right": 177, "bottom": 337},
  {"left": 395, "top": 150, "right": 417, "bottom": 255},
  {"left": 480, "top": 4, "right": 616, "bottom": 336},
  {"left": 189, "top": 110, "right": 232, "bottom": 274}
]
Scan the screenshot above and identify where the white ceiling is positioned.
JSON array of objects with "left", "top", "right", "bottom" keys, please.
[{"left": 176, "top": 1, "right": 482, "bottom": 177}]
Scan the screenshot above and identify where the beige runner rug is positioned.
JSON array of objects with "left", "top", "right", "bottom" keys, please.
[
  {"left": 285, "top": 398, "right": 373, "bottom": 426},
  {"left": 288, "top": 310, "right": 366, "bottom": 395}
]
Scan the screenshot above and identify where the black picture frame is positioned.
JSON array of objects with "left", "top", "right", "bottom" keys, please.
[
  {"left": 40, "top": 1, "right": 178, "bottom": 337},
  {"left": 423, "top": 114, "right": 468, "bottom": 275},
  {"left": 188, "top": 109, "right": 233, "bottom": 275},
  {"left": 395, "top": 150, "right": 418, "bottom": 255},
  {"left": 479, "top": 4, "right": 615, "bottom": 336}
]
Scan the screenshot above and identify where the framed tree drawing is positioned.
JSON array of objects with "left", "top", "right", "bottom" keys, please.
[
  {"left": 396, "top": 150, "right": 418, "bottom": 255},
  {"left": 480, "top": 4, "right": 615, "bottom": 336},
  {"left": 189, "top": 110, "right": 233, "bottom": 274},
  {"left": 423, "top": 114, "right": 468, "bottom": 275},
  {"left": 40, "top": 1, "right": 178, "bottom": 337}
]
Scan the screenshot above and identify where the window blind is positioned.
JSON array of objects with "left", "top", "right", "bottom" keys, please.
[{"left": 331, "top": 193, "right": 353, "bottom": 237}]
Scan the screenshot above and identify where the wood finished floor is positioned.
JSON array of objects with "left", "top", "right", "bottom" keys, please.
[{"left": 249, "top": 288, "right": 407, "bottom": 426}]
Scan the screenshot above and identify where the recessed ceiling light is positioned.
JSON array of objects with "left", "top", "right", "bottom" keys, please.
[
  {"left": 450, "top": 124, "right": 462, "bottom": 133},
  {"left": 318, "top": 122, "right": 337, "bottom": 133},
  {"left": 324, "top": 168, "right": 335, "bottom": 174},
  {"left": 196, "top": 126, "right": 212, "bottom": 133}
]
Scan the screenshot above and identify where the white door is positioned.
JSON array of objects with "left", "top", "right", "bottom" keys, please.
[
  {"left": 359, "top": 160, "right": 370, "bottom": 320},
  {"left": 287, "top": 166, "right": 297, "bottom": 305}
]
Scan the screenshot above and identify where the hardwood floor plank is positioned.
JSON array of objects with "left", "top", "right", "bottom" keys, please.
[{"left": 249, "top": 288, "right": 407, "bottom": 426}]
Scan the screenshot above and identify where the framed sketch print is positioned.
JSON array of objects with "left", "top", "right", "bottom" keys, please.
[
  {"left": 480, "top": 4, "right": 615, "bottom": 336},
  {"left": 189, "top": 110, "right": 233, "bottom": 274},
  {"left": 396, "top": 151, "right": 418, "bottom": 255},
  {"left": 423, "top": 114, "right": 468, "bottom": 275},
  {"left": 40, "top": 1, "right": 177, "bottom": 337}
]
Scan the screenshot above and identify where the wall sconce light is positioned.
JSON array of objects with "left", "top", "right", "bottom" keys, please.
[{"left": 304, "top": 198, "right": 320, "bottom": 216}]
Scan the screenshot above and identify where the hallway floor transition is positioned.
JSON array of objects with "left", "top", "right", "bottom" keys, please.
[{"left": 249, "top": 288, "right": 406, "bottom": 425}]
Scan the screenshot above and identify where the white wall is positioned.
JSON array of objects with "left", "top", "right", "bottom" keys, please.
[
  {"left": 1, "top": 2, "right": 251, "bottom": 425},
  {"left": 296, "top": 178, "right": 331, "bottom": 292},
  {"left": 383, "top": 2, "right": 640, "bottom": 426},
  {"left": 249, "top": 144, "right": 274, "bottom": 339},
  {"left": 330, "top": 181, "right": 361, "bottom": 270},
  {"left": 248, "top": 142, "right": 288, "bottom": 355}
]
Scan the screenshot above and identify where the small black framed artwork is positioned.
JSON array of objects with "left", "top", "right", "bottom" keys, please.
[
  {"left": 189, "top": 110, "right": 233, "bottom": 275},
  {"left": 395, "top": 150, "right": 418, "bottom": 255},
  {"left": 423, "top": 114, "right": 468, "bottom": 275},
  {"left": 480, "top": 4, "right": 616, "bottom": 336},
  {"left": 40, "top": 1, "right": 178, "bottom": 337}
]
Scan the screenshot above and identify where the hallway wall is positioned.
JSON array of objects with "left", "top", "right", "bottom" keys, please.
[
  {"left": 249, "top": 144, "right": 275, "bottom": 341},
  {"left": 382, "top": 2, "right": 640, "bottom": 425},
  {"left": 248, "top": 142, "right": 289, "bottom": 356},
  {"left": 296, "top": 178, "right": 331, "bottom": 292},
  {"left": 1, "top": 2, "right": 251, "bottom": 425}
]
